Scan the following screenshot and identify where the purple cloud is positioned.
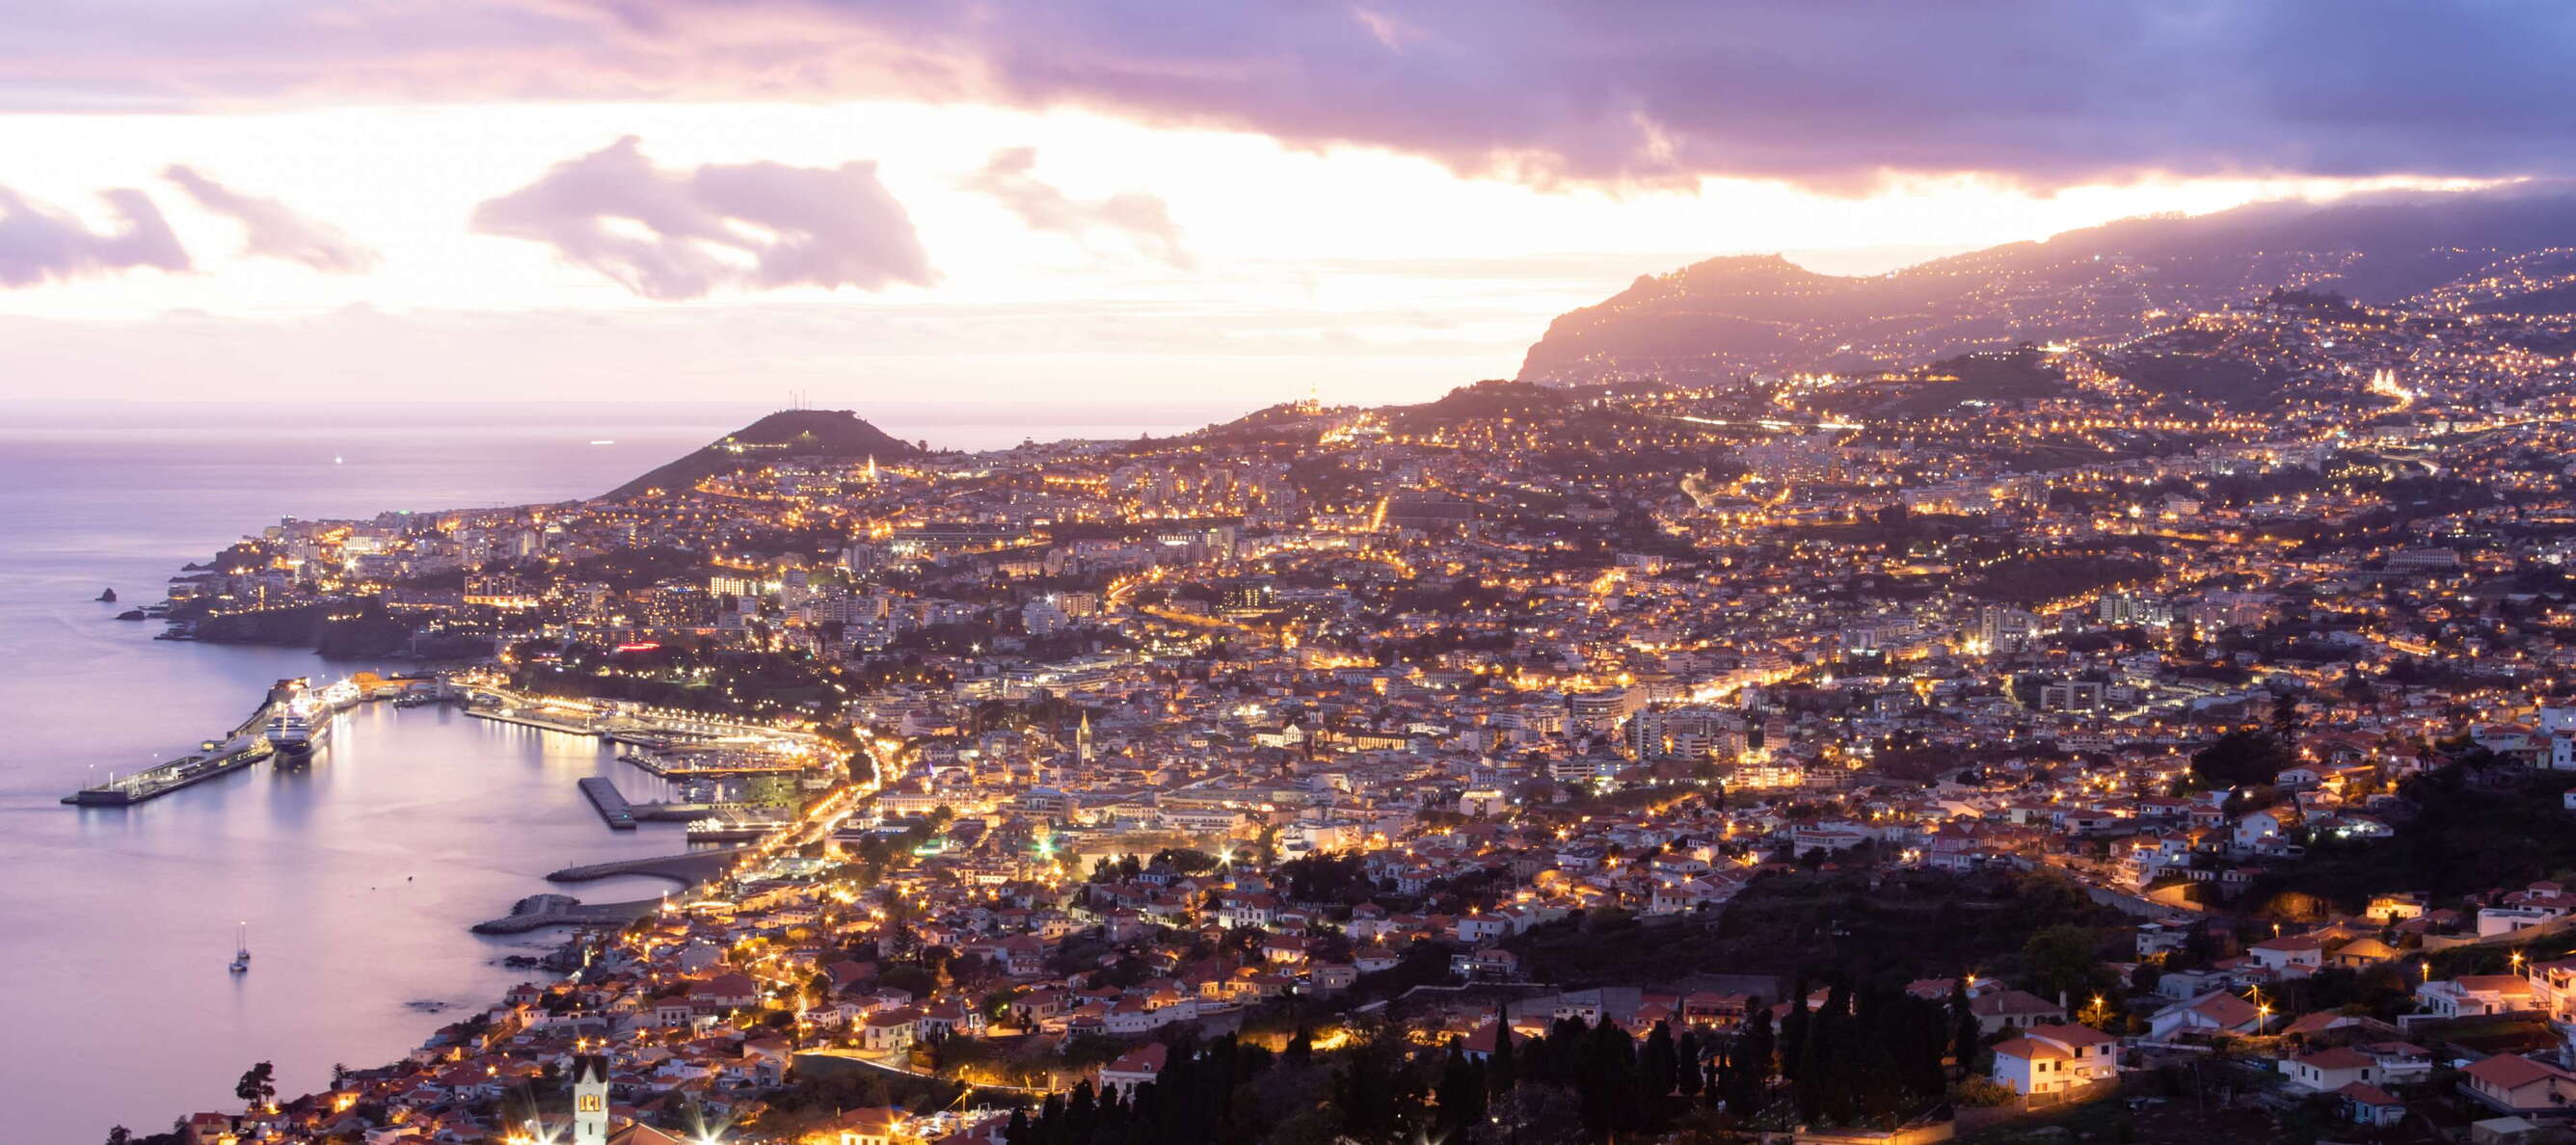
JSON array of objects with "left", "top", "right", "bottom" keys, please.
[
  {"left": 163, "top": 165, "right": 378, "bottom": 274},
  {"left": 961, "top": 147, "right": 1192, "bottom": 268},
  {"left": 470, "top": 136, "right": 933, "bottom": 301},
  {"left": 0, "top": 184, "right": 189, "bottom": 288},
  {"left": 9, "top": 2, "right": 2576, "bottom": 189}
]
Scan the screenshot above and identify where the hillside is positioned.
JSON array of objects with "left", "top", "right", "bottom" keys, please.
[
  {"left": 1384, "top": 378, "right": 1571, "bottom": 433},
  {"left": 604, "top": 410, "right": 922, "bottom": 500},
  {"left": 1519, "top": 182, "right": 2576, "bottom": 386}
]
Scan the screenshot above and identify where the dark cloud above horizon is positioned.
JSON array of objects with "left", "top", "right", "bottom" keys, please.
[
  {"left": 164, "top": 165, "right": 379, "bottom": 274},
  {"left": 6, "top": 1, "right": 2576, "bottom": 189},
  {"left": 470, "top": 136, "right": 934, "bottom": 300},
  {"left": 961, "top": 147, "right": 1193, "bottom": 268},
  {"left": 0, "top": 184, "right": 189, "bottom": 288}
]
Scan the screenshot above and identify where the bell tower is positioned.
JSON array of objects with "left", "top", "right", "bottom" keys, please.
[{"left": 570, "top": 1052, "right": 610, "bottom": 1145}]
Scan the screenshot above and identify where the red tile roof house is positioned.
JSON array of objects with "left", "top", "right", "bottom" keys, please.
[
  {"left": 2459, "top": 1053, "right": 2576, "bottom": 1117},
  {"left": 2335, "top": 1082, "right": 2404, "bottom": 1128},
  {"left": 2148, "top": 990, "right": 2264, "bottom": 1041},
  {"left": 1969, "top": 989, "right": 2068, "bottom": 1035},
  {"left": 690, "top": 972, "right": 763, "bottom": 1013},
  {"left": 1095, "top": 1042, "right": 1168, "bottom": 1099},
  {"left": 1989, "top": 1024, "right": 2119, "bottom": 1096},
  {"left": 2278, "top": 1047, "right": 2382, "bottom": 1094},
  {"left": 2247, "top": 933, "right": 2326, "bottom": 974},
  {"left": 2415, "top": 973, "right": 2534, "bottom": 1019}
]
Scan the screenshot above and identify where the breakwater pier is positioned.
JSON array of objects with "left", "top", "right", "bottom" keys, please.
[
  {"left": 544, "top": 845, "right": 751, "bottom": 885},
  {"left": 62, "top": 676, "right": 447, "bottom": 806},
  {"left": 469, "top": 845, "right": 755, "bottom": 934}
]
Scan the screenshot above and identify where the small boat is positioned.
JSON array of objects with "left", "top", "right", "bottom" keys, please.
[{"left": 228, "top": 922, "right": 251, "bottom": 973}]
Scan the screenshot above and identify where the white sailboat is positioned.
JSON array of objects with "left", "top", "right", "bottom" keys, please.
[{"left": 228, "top": 922, "right": 250, "bottom": 973}]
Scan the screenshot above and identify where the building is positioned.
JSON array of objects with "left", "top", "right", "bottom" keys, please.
[
  {"left": 571, "top": 1052, "right": 609, "bottom": 1145},
  {"left": 2459, "top": 1053, "right": 2576, "bottom": 1117},
  {"left": 1097, "top": 1043, "right": 1168, "bottom": 1099},
  {"left": 1989, "top": 1024, "right": 2119, "bottom": 1096}
]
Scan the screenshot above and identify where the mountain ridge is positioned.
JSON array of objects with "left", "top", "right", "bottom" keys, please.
[{"left": 1519, "top": 182, "right": 2576, "bottom": 387}]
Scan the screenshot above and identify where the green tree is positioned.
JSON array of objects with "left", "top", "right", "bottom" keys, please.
[
  {"left": 2270, "top": 692, "right": 2306, "bottom": 749},
  {"left": 1435, "top": 1039, "right": 1487, "bottom": 1138},
  {"left": 235, "top": 1061, "right": 277, "bottom": 1110},
  {"left": 2019, "top": 924, "right": 2111, "bottom": 1004},
  {"left": 2190, "top": 729, "right": 2292, "bottom": 788}
]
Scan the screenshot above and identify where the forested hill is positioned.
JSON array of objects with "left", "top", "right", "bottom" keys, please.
[{"left": 605, "top": 410, "right": 922, "bottom": 500}]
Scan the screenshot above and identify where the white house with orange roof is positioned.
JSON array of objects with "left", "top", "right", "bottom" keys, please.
[
  {"left": 1095, "top": 1043, "right": 1168, "bottom": 1099},
  {"left": 2415, "top": 974, "right": 2533, "bottom": 1019},
  {"left": 2148, "top": 990, "right": 2264, "bottom": 1040},
  {"left": 2279, "top": 1047, "right": 2382, "bottom": 1093},
  {"left": 2459, "top": 1053, "right": 2576, "bottom": 1116},
  {"left": 1989, "top": 1024, "right": 2119, "bottom": 1096}
]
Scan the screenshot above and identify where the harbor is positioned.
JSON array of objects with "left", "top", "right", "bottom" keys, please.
[
  {"left": 58, "top": 676, "right": 412, "bottom": 806},
  {"left": 63, "top": 673, "right": 831, "bottom": 809}
]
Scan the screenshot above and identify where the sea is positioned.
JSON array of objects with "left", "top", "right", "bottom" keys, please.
[{"left": 0, "top": 403, "right": 1203, "bottom": 1142}]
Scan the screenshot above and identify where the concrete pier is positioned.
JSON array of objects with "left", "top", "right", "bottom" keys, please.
[
  {"left": 545, "top": 846, "right": 751, "bottom": 885},
  {"left": 577, "top": 777, "right": 638, "bottom": 829}
]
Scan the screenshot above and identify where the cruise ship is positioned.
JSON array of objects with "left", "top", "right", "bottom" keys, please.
[
  {"left": 263, "top": 681, "right": 330, "bottom": 765},
  {"left": 685, "top": 812, "right": 794, "bottom": 842}
]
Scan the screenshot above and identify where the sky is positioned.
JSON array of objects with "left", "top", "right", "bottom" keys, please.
[{"left": 3, "top": 0, "right": 2568, "bottom": 416}]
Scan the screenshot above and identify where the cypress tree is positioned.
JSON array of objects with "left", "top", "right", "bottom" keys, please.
[
  {"left": 1739, "top": 1006, "right": 1776, "bottom": 1112},
  {"left": 1065, "top": 1081, "right": 1097, "bottom": 1143},
  {"left": 1949, "top": 977, "right": 1980, "bottom": 1078},
  {"left": 1579, "top": 1014, "right": 1640, "bottom": 1137},
  {"left": 1037, "top": 1093, "right": 1066, "bottom": 1145},
  {"left": 1780, "top": 979, "right": 1810, "bottom": 1081},
  {"left": 1642, "top": 1020, "right": 1678, "bottom": 1098},
  {"left": 1675, "top": 1028, "right": 1704, "bottom": 1098},
  {"left": 1436, "top": 1038, "right": 1486, "bottom": 1138},
  {"left": 1545, "top": 1015, "right": 1588, "bottom": 1086},
  {"left": 1488, "top": 1005, "right": 1518, "bottom": 1095}
]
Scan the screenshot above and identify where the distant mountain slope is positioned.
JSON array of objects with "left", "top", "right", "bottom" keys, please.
[
  {"left": 604, "top": 410, "right": 921, "bottom": 500},
  {"left": 1519, "top": 182, "right": 2576, "bottom": 386}
]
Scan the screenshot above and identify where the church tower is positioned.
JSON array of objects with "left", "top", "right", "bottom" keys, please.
[
  {"left": 570, "top": 1052, "right": 610, "bottom": 1145},
  {"left": 1077, "top": 711, "right": 1094, "bottom": 765}
]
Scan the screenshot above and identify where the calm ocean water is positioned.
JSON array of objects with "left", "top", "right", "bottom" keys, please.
[{"left": 0, "top": 403, "right": 1198, "bottom": 1142}]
